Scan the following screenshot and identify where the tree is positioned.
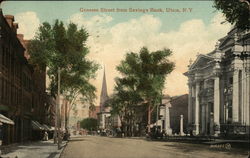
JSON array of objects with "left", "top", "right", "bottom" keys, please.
[
  {"left": 213, "top": 0, "right": 250, "bottom": 29},
  {"left": 112, "top": 47, "right": 174, "bottom": 133},
  {"left": 80, "top": 118, "right": 98, "bottom": 131},
  {"left": 28, "top": 20, "right": 99, "bottom": 129}
]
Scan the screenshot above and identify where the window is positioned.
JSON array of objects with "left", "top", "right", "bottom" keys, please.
[
  {"left": 229, "top": 77, "right": 233, "bottom": 85},
  {"left": 228, "top": 100, "right": 232, "bottom": 123}
]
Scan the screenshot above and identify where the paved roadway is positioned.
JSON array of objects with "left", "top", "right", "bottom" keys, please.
[{"left": 60, "top": 136, "right": 248, "bottom": 158}]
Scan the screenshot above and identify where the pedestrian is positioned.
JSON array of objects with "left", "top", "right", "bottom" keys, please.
[{"left": 43, "top": 131, "right": 48, "bottom": 141}]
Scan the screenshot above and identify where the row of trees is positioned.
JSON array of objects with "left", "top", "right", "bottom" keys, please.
[
  {"left": 28, "top": 20, "right": 99, "bottom": 129},
  {"left": 106, "top": 47, "right": 175, "bottom": 136}
]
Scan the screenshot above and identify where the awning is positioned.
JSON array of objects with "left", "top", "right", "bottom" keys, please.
[
  {"left": 42, "top": 124, "right": 51, "bottom": 131},
  {"left": 31, "top": 121, "right": 45, "bottom": 130},
  {"left": 0, "top": 114, "right": 14, "bottom": 125}
]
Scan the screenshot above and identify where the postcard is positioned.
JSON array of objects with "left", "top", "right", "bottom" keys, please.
[{"left": 0, "top": 1, "right": 249, "bottom": 158}]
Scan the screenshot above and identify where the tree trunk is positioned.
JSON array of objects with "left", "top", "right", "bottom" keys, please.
[
  {"left": 65, "top": 101, "right": 69, "bottom": 130},
  {"left": 147, "top": 105, "right": 151, "bottom": 133}
]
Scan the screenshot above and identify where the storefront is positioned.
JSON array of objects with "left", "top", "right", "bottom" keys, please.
[{"left": 0, "top": 114, "right": 14, "bottom": 145}]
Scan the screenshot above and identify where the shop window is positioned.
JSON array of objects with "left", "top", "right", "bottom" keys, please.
[{"left": 229, "top": 77, "right": 233, "bottom": 85}]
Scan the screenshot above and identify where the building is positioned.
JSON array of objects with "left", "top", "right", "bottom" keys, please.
[
  {"left": 0, "top": 11, "right": 32, "bottom": 144},
  {"left": 89, "top": 106, "right": 100, "bottom": 119},
  {"left": 44, "top": 94, "right": 56, "bottom": 128},
  {"left": 155, "top": 94, "right": 188, "bottom": 135},
  {"left": 68, "top": 96, "right": 90, "bottom": 131},
  {"left": 156, "top": 95, "right": 172, "bottom": 135},
  {"left": 18, "top": 34, "right": 49, "bottom": 127},
  {"left": 97, "top": 68, "right": 111, "bottom": 130},
  {"left": 0, "top": 9, "right": 51, "bottom": 144},
  {"left": 169, "top": 94, "right": 188, "bottom": 135},
  {"left": 184, "top": 28, "right": 250, "bottom": 136}
]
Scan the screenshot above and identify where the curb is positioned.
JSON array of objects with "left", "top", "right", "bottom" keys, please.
[{"left": 58, "top": 140, "right": 69, "bottom": 158}]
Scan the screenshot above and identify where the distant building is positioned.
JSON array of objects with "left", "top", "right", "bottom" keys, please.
[
  {"left": 156, "top": 94, "right": 188, "bottom": 135},
  {"left": 184, "top": 28, "right": 250, "bottom": 136},
  {"left": 157, "top": 95, "right": 172, "bottom": 135},
  {"left": 105, "top": 114, "right": 121, "bottom": 133},
  {"left": 169, "top": 94, "right": 188, "bottom": 135},
  {"left": 89, "top": 106, "right": 100, "bottom": 119},
  {"left": 45, "top": 94, "right": 56, "bottom": 127},
  {"left": 68, "top": 97, "right": 90, "bottom": 130},
  {"left": 97, "top": 68, "right": 111, "bottom": 130}
]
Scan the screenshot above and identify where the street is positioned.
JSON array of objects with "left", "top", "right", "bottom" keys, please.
[{"left": 60, "top": 136, "right": 248, "bottom": 158}]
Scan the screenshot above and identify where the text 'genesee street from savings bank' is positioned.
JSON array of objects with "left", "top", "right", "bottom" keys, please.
[{"left": 80, "top": 8, "right": 193, "bottom": 13}]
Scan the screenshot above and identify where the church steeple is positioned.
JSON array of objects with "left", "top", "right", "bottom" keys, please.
[{"left": 100, "top": 66, "right": 108, "bottom": 112}]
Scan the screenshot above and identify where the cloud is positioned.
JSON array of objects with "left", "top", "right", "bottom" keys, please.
[
  {"left": 69, "top": 12, "right": 232, "bottom": 104},
  {"left": 15, "top": 11, "right": 40, "bottom": 39},
  {"left": 69, "top": 13, "right": 113, "bottom": 35}
]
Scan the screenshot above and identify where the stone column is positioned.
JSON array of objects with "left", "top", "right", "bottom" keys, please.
[
  {"left": 201, "top": 105, "right": 206, "bottom": 134},
  {"left": 191, "top": 86, "right": 195, "bottom": 123},
  {"left": 188, "top": 84, "right": 192, "bottom": 124},
  {"left": 245, "top": 59, "right": 250, "bottom": 126},
  {"left": 232, "top": 70, "right": 239, "bottom": 122},
  {"left": 194, "top": 83, "right": 200, "bottom": 135},
  {"left": 180, "top": 115, "right": 184, "bottom": 136},
  {"left": 214, "top": 76, "right": 220, "bottom": 135},
  {"left": 241, "top": 69, "right": 246, "bottom": 124},
  {"left": 164, "top": 105, "right": 172, "bottom": 135}
]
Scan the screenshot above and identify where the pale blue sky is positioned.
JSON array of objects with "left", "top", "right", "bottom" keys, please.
[{"left": 2, "top": 1, "right": 218, "bottom": 32}]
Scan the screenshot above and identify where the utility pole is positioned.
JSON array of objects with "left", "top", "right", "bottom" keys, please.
[
  {"left": 156, "top": 104, "right": 159, "bottom": 127},
  {"left": 57, "top": 67, "right": 61, "bottom": 149},
  {"left": 53, "top": 68, "right": 59, "bottom": 144}
]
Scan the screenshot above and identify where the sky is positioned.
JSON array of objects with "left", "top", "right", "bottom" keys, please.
[{"left": 1, "top": 1, "right": 232, "bottom": 105}]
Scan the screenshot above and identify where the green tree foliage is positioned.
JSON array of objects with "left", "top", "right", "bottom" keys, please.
[
  {"left": 80, "top": 118, "right": 98, "bottom": 131},
  {"left": 108, "top": 47, "right": 174, "bottom": 133},
  {"left": 214, "top": 0, "right": 250, "bottom": 29},
  {"left": 28, "top": 20, "right": 99, "bottom": 127}
]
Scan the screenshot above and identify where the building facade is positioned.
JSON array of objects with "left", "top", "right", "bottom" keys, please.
[
  {"left": 0, "top": 11, "right": 32, "bottom": 144},
  {"left": 0, "top": 9, "right": 51, "bottom": 144},
  {"left": 157, "top": 95, "right": 172, "bottom": 135},
  {"left": 184, "top": 28, "right": 250, "bottom": 136},
  {"left": 169, "top": 94, "right": 188, "bottom": 135},
  {"left": 89, "top": 106, "right": 100, "bottom": 119}
]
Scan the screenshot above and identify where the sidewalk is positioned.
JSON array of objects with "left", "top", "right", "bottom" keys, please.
[{"left": 1, "top": 140, "right": 67, "bottom": 158}]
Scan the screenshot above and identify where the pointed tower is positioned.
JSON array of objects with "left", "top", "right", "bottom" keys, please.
[{"left": 100, "top": 67, "right": 109, "bottom": 112}]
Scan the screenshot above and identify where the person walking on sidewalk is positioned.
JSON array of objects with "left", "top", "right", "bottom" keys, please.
[{"left": 43, "top": 131, "right": 49, "bottom": 141}]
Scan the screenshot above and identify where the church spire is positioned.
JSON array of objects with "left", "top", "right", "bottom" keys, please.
[{"left": 100, "top": 66, "right": 108, "bottom": 112}]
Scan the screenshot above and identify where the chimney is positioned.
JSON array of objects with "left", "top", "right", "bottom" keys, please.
[
  {"left": 13, "top": 23, "right": 18, "bottom": 33},
  {"left": 4, "top": 15, "right": 14, "bottom": 28}
]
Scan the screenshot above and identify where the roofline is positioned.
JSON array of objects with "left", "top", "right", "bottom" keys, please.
[{"left": 189, "top": 54, "right": 214, "bottom": 70}]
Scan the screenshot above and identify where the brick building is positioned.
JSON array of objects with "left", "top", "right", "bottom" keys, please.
[
  {"left": 0, "top": 9, "right": 53, "bottom": 144},
  {"left": 0, "top": 10, "right": 32, "bottom": 144}
]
